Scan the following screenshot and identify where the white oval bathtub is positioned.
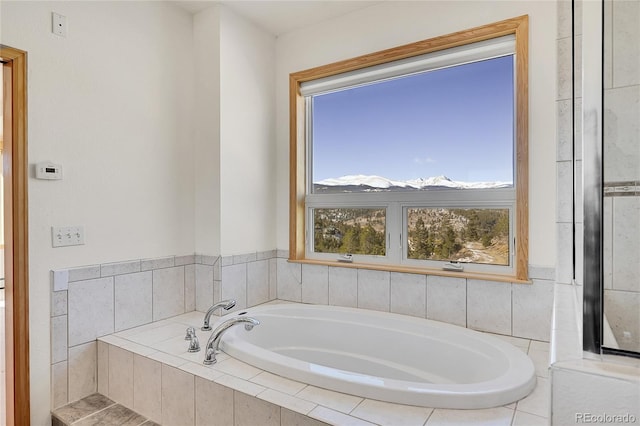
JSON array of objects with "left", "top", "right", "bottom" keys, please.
[{"left": 220, "top": 303, "right": 536, "bottom": 409}]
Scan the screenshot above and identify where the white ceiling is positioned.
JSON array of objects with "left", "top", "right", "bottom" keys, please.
[{"left": 173, "top": 1, "right": 382, "bottom": 36}]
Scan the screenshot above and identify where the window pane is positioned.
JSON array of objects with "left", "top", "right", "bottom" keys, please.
[
  {"left": 407, "top": 208, "right": 509, "bottom": 266},
  {"left": 311, "top": 55, "right": 514, "bottom": 194},
  {"left": 314, "top": 208, "right": 386, "bottom": 256}
]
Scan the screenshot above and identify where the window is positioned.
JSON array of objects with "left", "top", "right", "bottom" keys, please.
[{"left": 290, "top": 16, "right": 529, "bottom": 281}]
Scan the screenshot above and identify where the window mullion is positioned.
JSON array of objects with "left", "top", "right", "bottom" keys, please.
[{"left": 386, "top": 202, "right": 401, "bottom": 264}]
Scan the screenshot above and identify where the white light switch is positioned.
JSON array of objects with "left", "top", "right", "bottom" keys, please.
[
  {"left": 52, "top": 226, "right": 85, "bottom": 248},
  {"left": 52, "top": 12, "right": 67, "bottom": 38}
]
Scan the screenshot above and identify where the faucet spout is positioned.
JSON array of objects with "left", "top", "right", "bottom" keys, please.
[
  {"left": 203, "top": 316, "right": 259, "bottom": 365},
  {"left": 201, "top": 299, "right": 236, "bottom": 331}
]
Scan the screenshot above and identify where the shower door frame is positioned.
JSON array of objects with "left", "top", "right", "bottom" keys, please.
[{"left": 581, "top": 0, "right": 604, "bottom": 357}]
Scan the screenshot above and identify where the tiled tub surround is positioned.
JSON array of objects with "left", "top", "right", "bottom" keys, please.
[
  {"left": 50, "top": 251, "right": 278, "bottom": 409},
  {"left": 276, "top": 255, "right": 556, "bottom": 343},
  {"left": 97, "top": 306, "right": 552, "bottom": 426},
  {"left": 51, "top": 251, "right": 554, "bottom": 414}
]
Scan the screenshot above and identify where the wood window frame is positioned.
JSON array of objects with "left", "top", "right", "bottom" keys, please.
[
  {"left": 289, "top": 15, "right": 529, "bottom": 283},
  {"left": 2, "top": 44, "right": 30, "bottom": 425}
]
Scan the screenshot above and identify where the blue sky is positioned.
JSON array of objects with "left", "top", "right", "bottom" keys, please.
[{"left": 312, "top": 55, "right": 514, "bottom": 183}]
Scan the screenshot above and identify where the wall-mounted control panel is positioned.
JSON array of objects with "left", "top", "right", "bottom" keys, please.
[
  {"left": 52, "top": 226, "right": 85, "bottom": 248},
  {"left": 36, "top": 162, "right": 63, "bottom": 180}
]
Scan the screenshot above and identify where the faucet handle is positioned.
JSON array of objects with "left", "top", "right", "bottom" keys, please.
[
  {"left": 188, "top": 335, "right": 201, "bottom": 353},
  {"left": 185, "top": 326, "right": 196, "bottom": 340}
]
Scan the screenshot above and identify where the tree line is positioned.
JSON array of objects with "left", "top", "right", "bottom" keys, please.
[{"left": 313, "top": 208, "right": 509, "bottom": 261}]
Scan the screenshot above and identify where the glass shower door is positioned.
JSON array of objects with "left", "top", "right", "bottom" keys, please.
[{"left": 602, "top": 0, "right": 640, "bottom": 354}]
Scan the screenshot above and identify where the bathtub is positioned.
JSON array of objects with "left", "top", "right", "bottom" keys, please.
[{"left": 219, "top": 303, "right": 536, "bottom": 409}]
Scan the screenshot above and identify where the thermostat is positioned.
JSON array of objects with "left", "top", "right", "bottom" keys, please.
[{"left": 36, "top": 162, "right": 63, "bottom": 180}]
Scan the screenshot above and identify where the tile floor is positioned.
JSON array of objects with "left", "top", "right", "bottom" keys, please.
[
  {"left": 97, "top": 304, "right": 551, "bottom": 426},
  {"left": 52, "top": 393, "right": 159, "bottom": 426}
]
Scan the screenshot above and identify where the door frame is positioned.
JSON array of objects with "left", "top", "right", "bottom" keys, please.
[{"left": 1, "top": 44, "right": 30, "bottom": 426}]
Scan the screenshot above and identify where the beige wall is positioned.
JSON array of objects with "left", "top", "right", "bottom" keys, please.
[
  {"left": 1, "top": 2, "right": 195, "bottom": 423},
  {"left": 194, "top": 6, "right": 222, "bottom": 256},
  {"left": 219, "top": 6, "right": 277, "bottom": 255},
  {"left": 194, "top": 4, "right": 277, "bottom": 256}
]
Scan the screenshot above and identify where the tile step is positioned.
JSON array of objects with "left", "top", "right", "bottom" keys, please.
[{"left": 51, "top": 393, "right": 158, "bottom": 426}]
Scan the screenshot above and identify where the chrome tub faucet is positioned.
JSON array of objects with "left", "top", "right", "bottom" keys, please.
[
  {"left": 201, "top": 299, "right": 236, "bottom": 331},
  {"left": 203, "top": 316, "right": 260, "bottom": 365}
]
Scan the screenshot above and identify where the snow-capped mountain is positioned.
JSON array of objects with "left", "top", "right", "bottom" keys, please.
[{"left": 314, "top": 174, "right": 512, "bottom": 193}]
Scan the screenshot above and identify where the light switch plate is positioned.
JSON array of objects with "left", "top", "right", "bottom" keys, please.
[
  {"left": 52, "top": 12, "right": 67, "bottom": 37},
  {"left": 52, "top": 226, "right": 85, "bottom": 248}
]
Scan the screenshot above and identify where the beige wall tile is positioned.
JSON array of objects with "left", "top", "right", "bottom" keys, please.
[
  {"left": 195, "top": 376, "right": 233, "bottom": 426},
  {"left": 68, "top": 277, "right": 114, "bottom": 346},
  {"left": 97, "top": 341, "right": 109, "bottom": 396},
  {"left": 467, "top": 280, "right": 512, "bottom": 335},
  {"left": 115, "top": 271, "right": 153, "bottom": 332},
  {"left": 357, "top": 269, "right": 390, "bottom": 312},
  {"left": 153, "top": 266, "right": 186, "bottom": 320},
  {"left": 51, "top": 361, "right": 68, "bottom": 409},
  {"left": 134, "top": 354, "right": 162, "bottom": 423},
  {"left": 427, "top": 276, "right": 466, "bottom": 327},
  {"left": 162, "top": 364, "right": 195, "bottom": 426},
  {"left": 108, "top": 345, "right": 134, "bottom": 407},
  {"left": 248, "top": 260, "right": 271, "bottom": 306},
  {"left": 390, "top": 272, "right": 426, "bottom": 318},
  {"left": 328, "top": 267, "right": 357, "bottom": 308},
  {"left": 68, "top": 342, "right": 97, "bottom": 402},
  {"left": 234, "top": 391, "right": 280, "bottom": 426}
]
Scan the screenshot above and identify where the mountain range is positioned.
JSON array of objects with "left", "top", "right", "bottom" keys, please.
[{"left": 314, "top": 174, "right": 512, "bottom": 193}]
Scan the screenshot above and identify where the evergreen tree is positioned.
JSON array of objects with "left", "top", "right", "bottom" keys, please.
[{"left": 413, "top": 217, "right": 433, "bottom": 259}]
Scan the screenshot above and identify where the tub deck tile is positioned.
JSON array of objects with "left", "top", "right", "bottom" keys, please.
[
  {"left": 258, "top": 389, "right": 317, "bottom": 416},
  {"left": 176, "top": 348, "right": 206, "bottom": 364},
  {"left": 350, "top": 399, "right": 433, "bottom": 426},
  {"left": 425, "top": 407, "right": 514, "bottom": 426},
  {"left": 215, "top": 373, "right": 267, "bottom": 396},
  {"left": 528, "top": 349, "right": 551, "bottom": 378},
  {"left": 214, "top": 356, "right": 263, "bottom": 380},
  {"left": 146, "top": 350, "right": 188, "bottom": 368},
  {"left": 124, "top": 322, "right": 186, "bottom": 346},
  {"left": 309, "top": 406, "right": 377, "bottom": 426},
  {"left": 296, "top": 386, "right": 363, "bottom": 414},
  {"left": 529, "top": 340, "right": 551, "bottom": 352},
  {"left": 512, "top": 411, "right": 549, "bottom": 426},
  {"left": 250, "top": 371, "right": 307, "bottom": 395},
  {"left": 179, "top": 361, "right": 225, "bottom": 381},
  {"left": 515, "top": 377, "right": 550, "bottom": 418}
]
